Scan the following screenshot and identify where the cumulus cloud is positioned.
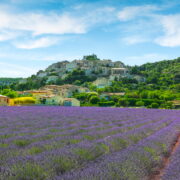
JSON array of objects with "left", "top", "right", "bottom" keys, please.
[
  {"left": 117, "top": 5, "right": 159, "bottom": 21},
  {"left": 155, "top": 14, "right": 180, "bottom": 47},
  {"left": 0, "top": 11, "right": 87, "bottom": 36},
  {"left": 0, "top": 30, "right": 20, "bottom": 41},
  {"left": 0, "top": 5, "right": 116, "bottom": 49},
  {"left": 14, "top": 37, "right": 60, "bottom": 49}
]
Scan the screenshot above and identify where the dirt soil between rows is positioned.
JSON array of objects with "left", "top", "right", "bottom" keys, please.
[{"left": 149, "top": 133, "right": 180, "bottom": 180}]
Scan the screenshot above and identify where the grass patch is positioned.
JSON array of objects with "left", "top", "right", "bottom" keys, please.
[
  {"left": 129, "top": 135, "right": 142, "bottom": 143},
  {"left": 110, "top": 138, "right": 128, "bottom": 151},
  {"left": 27, "top": 146, "right": 44, "bottom": 155},
  {"left": 49, "top": 129, "right": 60, "bottom": 133},
  {"left": 74, "top": 148, "right": 94, "bottom": 161},
  {"left": 108, "top": 161, "right": 140, "bottom": 180},
  {"left": 83, "top": 135, "right": 95, "bottom": 141},
  {"left": 13, "top": 139, "right": 31, "bottom": 147},
  {"left": 156, "top": 142, "right": 168, "bottom": 156},
  {"left": 80, "top": 125, "right": 89, "bottom": 128},
  {"left": 144, "top": 146, "right": 160, "bottom": 161},
  {"left": 68, "top": 139, "right": 81, "bottom": 144},
  {"left": 52, "top": 156, "right": 77, "bottom": 175},
  {"left": 40, "top": 134, "right": 55, "bottom": 141},
  {"left": 10, "top": 162, "right": 47, "bottom": 180},
  {"left": 0, "top": 143, "right": 9, "bottom": 148},
  {"left": 0, "top": 134, "right": 13, "bottom": 139},
  {"left": 74, "top": 143, "right": 109, "bottom": 161}
]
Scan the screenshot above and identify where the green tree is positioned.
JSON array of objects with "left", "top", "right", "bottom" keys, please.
[
  {"left": 136, "top": 101, "right": 144, "bottom": 107},
  {"left": 89, "top": 96, "right": 100, "bottom": 104},
  {"left": 118, "top": 99, "right": 129, "bottom": 107},
  {"left": 150, "top": 102, "right": 159, "bottom": 109}
]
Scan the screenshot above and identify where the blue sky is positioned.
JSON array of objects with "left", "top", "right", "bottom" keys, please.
[{"left": 0, "top": 0, "right": 180, "bottom": 77}]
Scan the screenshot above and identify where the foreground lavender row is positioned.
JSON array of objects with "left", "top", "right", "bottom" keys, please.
[{"left": 0, "top": 107, "right": 180, "bottom": 180}]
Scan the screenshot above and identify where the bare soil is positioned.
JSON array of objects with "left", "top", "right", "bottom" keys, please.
[{"left": 149, "top": 133, "right": 180, "bottom": 180}]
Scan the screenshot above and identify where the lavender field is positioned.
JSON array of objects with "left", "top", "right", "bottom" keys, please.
[{"left": 0, "top": 107, "right": 180, "bottom": 180}]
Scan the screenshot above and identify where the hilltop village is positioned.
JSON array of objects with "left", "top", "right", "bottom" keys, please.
[{"left": 0, "top": 56, "right": 179, "bottom": 109}]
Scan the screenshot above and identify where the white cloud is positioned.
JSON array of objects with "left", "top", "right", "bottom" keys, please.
[
  {"left": 0, "top": 62, "right": 39, "bottom": 77},
  {"left": 0, "top": 30, "right": 20, "bottom": 41},
  {"left": 117, "top": 5, "right": 159, "bottom": 21},
  {"left": 14, "top": 37, "right": 60, "bottom": 49},
  {"left": 155, "top": 14, "right": 180, "bottom": 47},
  {"left": 0, "top": 11, "right": 87, "bottom": 36}
]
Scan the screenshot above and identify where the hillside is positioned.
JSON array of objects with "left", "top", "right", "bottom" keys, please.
[
  {"left": 0, "top": 78, "right": 22, "bottom": 87},
  {"left": 130, "top": 57, "right": 180, "bottom": 86},
  {"left": 2, "top": 55, "right": 179, "bottom": 93},
  {"left": 12, "top": 55, "right": 126, "bottom": 90}
]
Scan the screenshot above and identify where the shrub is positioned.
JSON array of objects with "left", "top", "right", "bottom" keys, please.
[
  {"left": 98, "top": 101, "right": 115, "bottom": 107},
  {"left": 89, "top": 96, "right": 100, "bottom": 104},
  {"left": 13, "top": 139, "right": 31, "bottom": 147},
  {"left": 0, "top": 143, "right": 9, "bottom": 148},
  {"left": 52, "top": 156, "right": 77, "bottom": 175},
  {"left": 87, "top": 92, "right": 98, "bottom": 100},
  {"left": 10, "top": 163, "right": 47, "bottom": 180},
  {"left": 136, "top": 101, "right": 144, "bottom": 106},
  {"left": 28, "top": 146, "right": 44, "bottom": 155},
  {"left": 110, "top": 138, "right": 128, "bottom": 151},
  {"left": 151, "top": 102, "right": 159, "bottom": 108},
  {"left": 118, "top": 99, "right": 129, "bottom": 107}
]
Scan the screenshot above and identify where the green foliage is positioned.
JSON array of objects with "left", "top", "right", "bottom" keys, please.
[
  {"left": 0, "top": 134, "right": 12, "bottom": 139},
  {"left": 0, "top": 89, "right": 18, "bottom": 98},
  {"left": 64, "top": 69, "right": 96, "bottom": 85},
  {"left": 98, "top": 101, "right": 115, "bottom": 107},
  {"left": 87, "top": 92, "right": 98, "bottom": 99},
  {"left": 108, "top": 161, "right": 140, "bottom": 180},
  {"left": 150, "top": 102, "right": 159, "bottom": 109},
  {"left": 83, "top": 135, "right": 96, "bottom": 141},
  {"left": 74, "top": 144, "right": 108, "bottom": 161},
  {"left": 74, "top": 148, "right": 94, "bottom": 161},
  {"left": 136, "top": 101, "right": 144, "bottom": 106},
  {"left": 10, "top": 163, "right": 47, "bottom": 180},
  {"left": 83, "top": 54, "right": 100, "bottom": 61},
  {"left": 144, "top": 146, "right": 160, "bottom": 161},
  {"left": 89, "top": 95, "right": 100, "bottom": 104},
  {"left": 0, "top": 143, "right": 9, "bottom": 148},
  {"left": 110, "top": 138, "right": 128, "bottom": 151},
  {"left": 118, "top": 98, "right": 129, "bottom": 107},
  {"left": 28, "top": 146, "right": 44, "bottom": 155},
  {"left": 13, "top": 139, "right": 31, "bottom": 147},
  {"left": 2, "top": 57, "right": 179, "bottom": 109},
  {"left": 52, "top": 156, "right": 77, "bottom": 175},
  {"left": 129, "top": 135, "right": 142, "bottom": 143}
]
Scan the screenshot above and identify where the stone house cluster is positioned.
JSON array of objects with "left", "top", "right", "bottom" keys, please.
[
  {"left": 35, "top": 59, "right": 129, "bottom": 84},
  {"left": 18, "top": 84, "right": 89, "bottom": 106}
]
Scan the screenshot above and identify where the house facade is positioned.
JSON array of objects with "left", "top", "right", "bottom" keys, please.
[
  {"left": 92, "top": 77, "right": 112, "bottom": 88},
  {"left": 0, "top": 95, "right": 9, "bottom": 106},
  {"left": 40, "top": 84, "right": 89, "bottom": 98},
  {"left": 63, "top": 98, "right": 80, "bottom": 106}
]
